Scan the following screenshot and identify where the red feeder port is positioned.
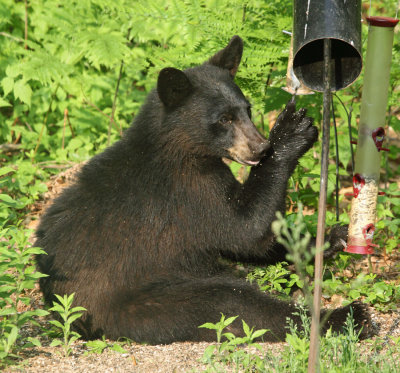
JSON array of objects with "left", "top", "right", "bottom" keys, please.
[
  {"left": 345, "top": 223, "right": 378, "bottom": 255},
  {"left": 363, "top": 223, "right": 375, "bottom": 243},
  {"left": 372, "top": 127, "right": 386, "bottom": 151},
  {"left": 345, "top": 244, "right": 374, "bottom": 255},
  {"left": 352, "top": 173, "right": 365, "bottom": 198},
  {"left": 362, "top": 223, "right": 379, "bottom": 248}
]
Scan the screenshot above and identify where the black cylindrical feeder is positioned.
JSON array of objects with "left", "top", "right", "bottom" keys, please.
[{"left": 293, "top": 0, "right": 362, "bottom": 91}]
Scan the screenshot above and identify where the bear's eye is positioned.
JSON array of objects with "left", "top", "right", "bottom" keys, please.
[
  {"left": 219, "top": 115, "right": 233, "bottom": 125},
  {"left": 247, "top": 106, "right": 252, "bottom": 119}
]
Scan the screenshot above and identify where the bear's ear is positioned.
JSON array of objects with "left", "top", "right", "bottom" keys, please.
[
  {"left": 157, "top": 67, "right": 193, "bottom": 107},
  {"left": 208, "top": 35, "right": 243, "bottom": 78}
]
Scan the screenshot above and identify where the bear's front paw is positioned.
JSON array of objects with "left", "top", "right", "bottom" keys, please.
[
  {"left": 269, "top": 99, "right": 318, "bottom": 160},
  {"left": 324, "top": 224, "right": 348, "bottom": 259}
]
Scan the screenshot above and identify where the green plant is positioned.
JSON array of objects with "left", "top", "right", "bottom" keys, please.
[
  {"left": 247, "top": 261, "right": 303, "bottom": 299},
  {"left": 376, "top": 183, "right": 400, "bottom": 254},
  {"left": 281, "top": 304, "right": 312, "bottom": 371},
  {"left": 84, "top": 336, "right": 129, "bottom": 355},
  {"left": 320, "top": 309, "right": 361, "bottom": 371},
  {"left": 270, "top": 205, "right": 321, "bottom": 310},
  {"left": 0, "top": 224, "right": 48, "bottom": 365},
  {"left": 48, "top": 293, "right": 86, "bottom": 357},
  {"left": 262, "top": 209, "right": 399, "bottom": 312},
  {"left": 200, "top": 306, "right": 400, "bottom": 372},
  {"left": 323, "top": 272, "right": 399, "bottom": 312},
  {"left": 200, "top": 314, "right": 269, "bottom": 372}
]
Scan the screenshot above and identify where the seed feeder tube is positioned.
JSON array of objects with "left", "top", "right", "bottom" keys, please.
[{"left": 346, "top": 17, "right": 399, "bottom": 254}]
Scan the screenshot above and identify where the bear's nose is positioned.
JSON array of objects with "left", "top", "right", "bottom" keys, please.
[
  {"left": 257, "top": 140, "right": 270, "bottom": 157},
  {"left": 251, "top": 135, "right": 270, "bottom": 159}
]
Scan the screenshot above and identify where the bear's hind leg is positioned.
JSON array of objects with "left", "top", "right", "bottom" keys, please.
[{"left": 103, "top": 277, "right": 371, "bottom": 344}]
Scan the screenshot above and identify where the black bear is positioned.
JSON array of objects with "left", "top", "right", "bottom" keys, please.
[{"left": 35, "top": 36, "right": 370, "bottom": 344}]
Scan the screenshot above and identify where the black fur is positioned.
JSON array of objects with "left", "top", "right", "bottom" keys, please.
[{"left": 35, "top": 36, "right": 371, "bottom": 344}]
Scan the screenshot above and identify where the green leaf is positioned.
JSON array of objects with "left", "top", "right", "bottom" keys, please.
[
  {"left": 222, "top": 332, "right": 237, "bottom": 341},
  {"left": 0, "top": 166, "right": 15, "bottom": 176},
  {"left": 68, "top": 334, "right": 81, "bottom": 344},
  {"left": 252, "top": 329, "right": 269, "bottom": 339},
  {"left": 24, "top": 247, "right": 48, "bottom": 256},
  {"left": 202, "top": 344, "right": 216, "bottom": 360},
  {"left": 53, "top": 294, "right": 67, "bottom": 305},
  {"left": 199, "top": 322, "right": 218, "bottom": 330},
  {"left": 7, "top": 326, "right": 19, "bottom": 348},
  {"left": 6, "top": 64, "right": 20, "bottom": 78},
  {"left": 50, "top": 339, "right": 63, "bottom": 347},
  {"left": 0, "top": 308, "right": 17, "bottom": 317},
  {"left": 13, "top": 80, "right": 32, "bottom": 106},
  {"left": 81, "top": 31, "right": 129, "bottom": 69},
  {"left": 34, "top": 309, "right": 50, "bottom": 317},
  {"left": 110, "top": 344, "right": 127, "bottom": 353},
  {"left": 242, "top": 320, "right": 250, "bottom": 336},
  {"left": 49, "top": 320, "right": 64, "bottom": 329},
  {"left": 86, "top": 339, "right": 108, "bottom": 352},
  {"left": 0, "top": 97, "right": 11, "bottom": 107},
  {"left": 70, "top": 306, "right": 87, "bottom": 313},
  {"left": 67, "top": 312, "right": 85, "bottom": 324},
  {"left": 0, "top": 194, "right": 19, "bottom": 207},
  {"left": 26, "top": 337, "right": 42, "bottom": 347},
  {"left": 224, "top": 316, "right": 238, "bottom": 327},
  {"left": 1, "top": 77, "right": 14, "bottom": 96}
]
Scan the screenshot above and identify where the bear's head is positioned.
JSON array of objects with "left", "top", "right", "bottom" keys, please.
[{"left": 156, "top": 36, "right": 270, "bottom": 167}]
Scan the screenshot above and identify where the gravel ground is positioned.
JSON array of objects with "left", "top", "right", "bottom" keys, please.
[
  {"left": 2, "top": 305, "right": 398, "bottom": 372},
  {"left": 5, "top": 341, "right": 297, "bottom": 373},
  {"left": 7, "top": 342, "right": 211, "bottom": 373}
]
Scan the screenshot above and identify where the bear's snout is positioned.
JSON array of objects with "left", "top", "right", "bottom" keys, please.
[{"left": 227, "top": 121, "right": 270, "bottom": 166}]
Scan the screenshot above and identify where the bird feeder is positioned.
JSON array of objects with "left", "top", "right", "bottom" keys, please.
[
  {"left": 346, "top": 16, "right": 399, "bottom": 254},
  {"left": 293, "top": 0, "right": 362, "bottom": 92}
]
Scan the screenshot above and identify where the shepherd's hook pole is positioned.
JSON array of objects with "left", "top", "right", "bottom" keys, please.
[{"left": 307, "top": 38, "right": 331, "bottom": 373}]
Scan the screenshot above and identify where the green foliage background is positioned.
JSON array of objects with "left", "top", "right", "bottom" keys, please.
[
  {"left": 0, "top": 0, "right": 293, "bottom": 164},
  {"left": 1, "top": 1, "right": 399, "bottom": 226}
]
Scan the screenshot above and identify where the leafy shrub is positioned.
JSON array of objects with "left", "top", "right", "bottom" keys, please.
[
  {"left": 0, "top": 224, "right": 48, "bottom": 365},
  {"left": 247, "top": 262, "right": 302, "bottom": 299}
]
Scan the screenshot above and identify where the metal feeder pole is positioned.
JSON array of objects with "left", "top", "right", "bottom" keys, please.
[
  {"left": 308, "top": 38, "right": 331, "bottom": 373},
  {"left": 290, "top": 2, "right": 362, "bottom": 371}
]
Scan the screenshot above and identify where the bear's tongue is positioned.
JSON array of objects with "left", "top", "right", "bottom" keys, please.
[{"left": 244, "top": 159, "right": 260, "bottom": 166}]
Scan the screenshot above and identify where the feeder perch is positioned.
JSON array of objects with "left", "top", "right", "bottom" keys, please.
[{"left": 346, "top": 16, "right": 399, "bottom": 255}]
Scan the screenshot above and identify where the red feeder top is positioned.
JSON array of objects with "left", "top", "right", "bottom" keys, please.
[{"left": 366, "top": 16, "right": 399, "bottom": 28}]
